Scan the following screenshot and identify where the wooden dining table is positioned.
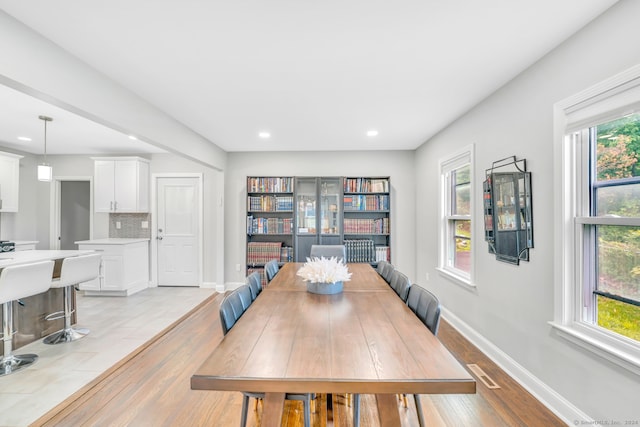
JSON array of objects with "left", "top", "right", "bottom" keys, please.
[{"left": 191, "top": 263, "right": 476, "bottom": 426}]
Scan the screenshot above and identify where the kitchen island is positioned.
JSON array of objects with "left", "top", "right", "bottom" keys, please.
[
  {"left": 75, "top": 238, "right": 150, "bottom": 296},
  {"left": 0, "top": 250, "right": 95, "bottom": 355}
]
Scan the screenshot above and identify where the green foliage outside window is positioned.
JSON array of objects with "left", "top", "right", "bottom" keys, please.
[
  {"left": 595, "top": 113, "right": 640, "bottom": 340},
  {"left": 597, "top": 296, "right": 640, "bottom": 341}
]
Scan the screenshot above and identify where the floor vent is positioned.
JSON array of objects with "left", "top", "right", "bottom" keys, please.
[{"left": 467, "top": 364, "right": 501, "bottom": 389}]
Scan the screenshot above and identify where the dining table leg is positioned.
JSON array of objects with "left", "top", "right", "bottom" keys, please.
[
  {"left": 261, "top": 392, "right": 286, "bottom": 427},
  {"left": 375, "top": 394, "right": 402, "bottom": 426}
]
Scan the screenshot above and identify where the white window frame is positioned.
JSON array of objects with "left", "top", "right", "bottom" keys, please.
[
  {"left": 552, "top": 64, "right": 640, "bottom": 376},
  {"left": 438, "top": 144, "right": 475, "bottom": 288}
]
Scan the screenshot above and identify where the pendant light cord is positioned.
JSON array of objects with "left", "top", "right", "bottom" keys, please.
[{"left": 39, "top": 115, "right": 53, "bottom": 163}]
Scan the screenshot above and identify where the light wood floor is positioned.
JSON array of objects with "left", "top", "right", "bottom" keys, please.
[{"left": 33, "top": 292, "right": 566, "bottom": 427}]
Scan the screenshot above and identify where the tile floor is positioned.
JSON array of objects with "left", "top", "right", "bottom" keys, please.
[{"left": 0, "top": 286, "right": 216, "bottom": 427}]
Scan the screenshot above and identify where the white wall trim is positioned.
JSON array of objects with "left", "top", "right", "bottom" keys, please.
[
  {"left": 442, "top": 307, "right": 593, "bottom": 425},
  {"left": 200, "top": 281, "right": 219, "bottom": 291}
]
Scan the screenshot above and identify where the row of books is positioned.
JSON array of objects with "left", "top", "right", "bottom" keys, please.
[
  {"left": 280, "top": 246, "right": 294, "bottom": 263},
  {"left": 247, "top": 195, "right": 294, "bottom": 212},
  {"left": 343, "top": 194, "right": 389, "bottom": 211},
  {"left": 247, "top": 177, "right": 294, "bottom": 193},
  {"left": 247, "top": 242, "right": 282, "bottom": 265},
  {"left": 344, "top": 239, "right": 375, "bottom": 263},
  {"left": 343, "top": 217, "right": 390, "bottom": 234},
  {"left": 343, "top": 178, "right": 389, "bottom": 193},
  {"left": 343, "top": 240, "right": 390, "bottom": 263},
  {"left": 247, "top": 216, "right": 293, "bottom": 235},
  {"left": 375, "top": 246, "right": 390, "bottom": 262}
]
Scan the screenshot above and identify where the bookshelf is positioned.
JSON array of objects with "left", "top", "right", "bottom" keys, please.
[
  {"left": 246, "top": 176, "right": 391, "bottom": 273},
  {"left": 246, "top": 177, "right": 295, "bottom": 281},
  {"left": 294, "top": 177, "right": 342, "bottom": 261},
  {"left": 342, "top": 177, "right": 391, "bottom": 264}
]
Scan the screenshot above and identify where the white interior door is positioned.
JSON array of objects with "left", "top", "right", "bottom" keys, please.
[{"left": 157, "top": 177, "right": 200, "bottom": 286}]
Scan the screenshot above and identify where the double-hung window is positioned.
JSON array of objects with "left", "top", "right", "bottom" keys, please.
[
  {"left": 439, "top": 145, "right": 474, "bottom": 287},
  {"left": 554, "top": 65, "right": 640, "bottom": 374}
]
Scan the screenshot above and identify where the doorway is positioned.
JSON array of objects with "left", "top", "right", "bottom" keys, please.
[
  {"left": 154, "top": 175, "right": 202, "bottom": 287},
  {"left": 52, "top": 178, "right": 92, "bottom": 250}
]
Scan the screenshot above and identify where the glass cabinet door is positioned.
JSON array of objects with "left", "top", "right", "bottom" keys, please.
[
  {"left": 320, "top": 178, "right": 341, "bottom": 236},
  {"left": 296, "top": 177, "right": 317, "bottom": 235}
]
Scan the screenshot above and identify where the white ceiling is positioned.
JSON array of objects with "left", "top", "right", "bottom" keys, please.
[
  {"left": 0, "top": 84, "right": 165, "bottom": 155},
  {"left": 0, "top": 0, "right": 618, "bottom": 154}
]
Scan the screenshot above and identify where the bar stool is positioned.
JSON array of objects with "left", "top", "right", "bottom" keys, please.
[
  {"left": 0, "top": 260, "right": 55, "bottom": 376},
  {"left": 44, "top": 253, "right": 102, "bottom": 345}
]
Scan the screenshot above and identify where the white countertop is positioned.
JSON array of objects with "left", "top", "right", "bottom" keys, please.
[
  {"left": 13, "top": 240, "right": 39, "bottom": 246},
  {"left": 0, "top": 250, "right": 94, "bottom": 268},
  {"left": 75, "top": 238, "right": 150, "bottom": 245}
]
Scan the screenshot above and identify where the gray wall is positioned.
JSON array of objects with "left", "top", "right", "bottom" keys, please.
[
  {"left": 415, "top": 0, "right": 640, "bottom": 421},
  {"left": 224, "top": 150, "right": 415, "bottom": 284}
]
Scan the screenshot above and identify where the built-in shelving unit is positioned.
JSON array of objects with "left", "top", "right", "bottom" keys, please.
[
  {"left": 342, "top": 177, "right": 390, "bottom": 263},
  {"left": 246, "top": 177, "right": 294, "bottom": 281},
  {"left": 246, "top": 176, "right": 391, "bottom": 275}
]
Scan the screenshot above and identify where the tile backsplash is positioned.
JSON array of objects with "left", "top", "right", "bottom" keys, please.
[{"left": 109, "top": 213, "right": 151, "bottom": 238}]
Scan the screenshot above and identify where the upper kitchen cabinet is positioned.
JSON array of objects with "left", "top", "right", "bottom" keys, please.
[
  {"left": 92, "top": 157, "right": 150, "bottom": 213},
  {"left": 0, "top": 151, "right": 23, "bottom": 212}
]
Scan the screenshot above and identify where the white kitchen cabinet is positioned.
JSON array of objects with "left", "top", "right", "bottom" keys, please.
[
  {"left": 93, "top": 157, "right": 150, "bottom": 213},
  {"left": 14, "top": 241, "right": 38, "bottom": 251},
  {"left": 76, "top": 239, "right": 150, "bottom": 296},
  {"left": 0, "top": 151, "right": 23, "bottom": 212}
]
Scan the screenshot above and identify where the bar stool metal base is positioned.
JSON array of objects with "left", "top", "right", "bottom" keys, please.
[
  {"left": 43, "top": 283, "right": 89, "bottom": 345},
  {"left": 0, "top": 354, "right": 38, "bottom": 376},
  {"left": 43, "top": 327, "right": 89, "bottom": 345}
]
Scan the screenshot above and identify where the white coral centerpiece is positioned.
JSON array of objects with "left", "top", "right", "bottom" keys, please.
[{"left": 296, "top": 256, "right": 352, "bottom": 284}]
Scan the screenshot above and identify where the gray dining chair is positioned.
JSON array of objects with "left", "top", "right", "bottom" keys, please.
[
  {"left": 309, "top": 244, "right": 346, "bottom": 262},
  {"left": 219, "top": 290, "right": 245, "bottom": 335},
  {"left": 405, "top": 284, "right": 442, "bottom": 427},
  {"left": 264, "top": 259, "right": 279, "bottom": 283},
  {"left": 376, "top": 260, "right": 388, "bottom": 276},
  {"left": 389, "top": 269, "right": 412, "bottom": 302},
  {"left": 246, "top": 272, "right": 262, "bottom": 300},
  {"left": 236, "top": 284, "right": 253, "bottom": 311},
  {"left": 218, "top": 287, "right": 315, "bottom": 427},
  {"left": 406, "top": 284, "right": 442, "bottom": 335},
  {"left": 381, "top": 262, "right": 395, "bottom": 283}
]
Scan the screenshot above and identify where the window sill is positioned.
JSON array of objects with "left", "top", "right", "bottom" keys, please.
[
  {"left": 436, "top": 267, "right": 476, "bottom": 290},
  {"left": 549, "top": 321, "right": 640, "bottom": 376}
]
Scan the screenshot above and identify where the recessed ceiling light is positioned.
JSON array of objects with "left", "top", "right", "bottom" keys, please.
[
  {"left": 17, "top": 136, "right": 32, "bottom": 142},
  {"left": 258, "top": 132, "right": 271, "bottom": 139},
  {"left": 128, "top": 135, "right": 138, "bottom": 141},
  {"left": 366, "top": 130, "right": 378, "bottom": 137}
]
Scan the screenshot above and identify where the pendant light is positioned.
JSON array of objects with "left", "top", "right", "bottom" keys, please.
[{"left": 38, "top": 115, "right": 53, "bottom": 182}]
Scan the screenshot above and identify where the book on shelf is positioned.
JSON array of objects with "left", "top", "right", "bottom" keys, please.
[
  {"left": 343, "top": 177, "right": 389, "bottom": 193},
  {"left": 343, "top": 217, "right": 389, "bottom": 234},
  {"left": 280, "top": 246, "right": 293, "bottom": 263},
  {"left": 247, "top": 242, "right": 282, "bottom": 265},
  {"left": 375, "top": 246, "right": 390, "bottom": 262},
  {"left": 343, "top": 194, "right": 389, "bottom": 211},
  {"left": 247, "top": 177, "right": 293, "bottom": 193},
  {"left": 247, "top": 217, "right": 293, "bottom": 235},
  {"left": 247, "top": 195, "right": 293, "bottom": 211}
]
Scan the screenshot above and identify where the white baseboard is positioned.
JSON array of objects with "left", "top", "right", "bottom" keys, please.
[
  {"left": 200, "top": 282, "right": 217, "bottom": 290},
  {"left": 442, "top": 307, "right": 591, "bottom": 425},
  {"left": 203, "top": 282, "right": 245, "bottom": 292}
]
